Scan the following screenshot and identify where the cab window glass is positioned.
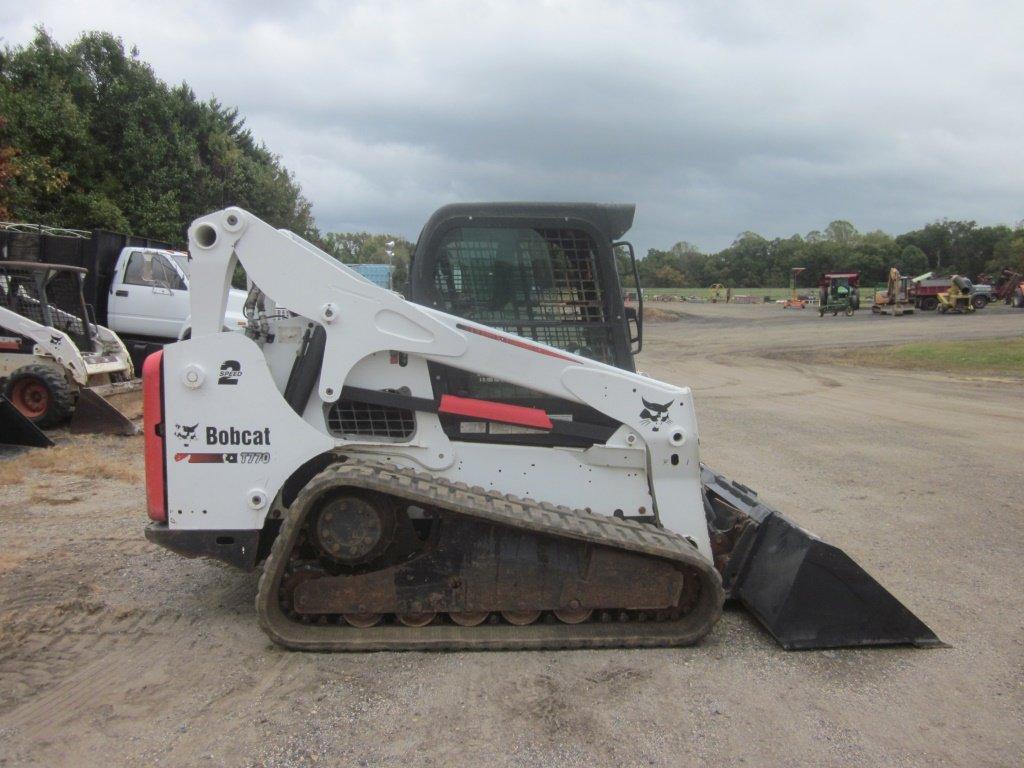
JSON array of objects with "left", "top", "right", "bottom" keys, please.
[
  {"left": 434, "top": 228, "right": 605, "bottom": 321},
  {"left": 124, "top": 252, "right": 186, "bottom": 290},
  {"left": 431, "top": 226, "right": 612, "bottom": 363}
]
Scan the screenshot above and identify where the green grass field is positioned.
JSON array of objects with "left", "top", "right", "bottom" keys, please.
[
  {"left": 640, "top": 286, "right": 793, "bottom": 300},
  {"left": 840, "top": 338, "right": 1024, "bottom": 377}
]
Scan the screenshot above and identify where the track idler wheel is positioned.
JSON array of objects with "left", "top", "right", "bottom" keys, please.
[{"left": 311, "top": 491, "right": 396, "bottom": 566}]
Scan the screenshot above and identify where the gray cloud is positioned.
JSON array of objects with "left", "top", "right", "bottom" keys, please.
[{"left": 3, "top": 1, "right": 1022, "bottom": 252}]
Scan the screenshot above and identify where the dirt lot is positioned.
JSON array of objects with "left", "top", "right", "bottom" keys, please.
[{"left": 1, "top": 304, "right": 1022, "bottom": 767}]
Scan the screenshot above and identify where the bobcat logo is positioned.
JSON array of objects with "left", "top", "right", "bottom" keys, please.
[
  {"left": 174, "top": 423, "right": 199, "bottom": 445},
  {"left": 50, "top": 334, "right": 62, "bottom": 346},
  {"left": 639, "top": 398, "right": 673, "bottom": 432}
]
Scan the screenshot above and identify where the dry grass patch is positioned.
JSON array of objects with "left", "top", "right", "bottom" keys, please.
[
  {"left": 28, "top": 482, "right": 88, "bottom": 505},
  {"left": 642, "top": 306, "right": 681, "bottom": 323},
  {"left": 0, "top": 440, "right": 141, "bottom": 487}
]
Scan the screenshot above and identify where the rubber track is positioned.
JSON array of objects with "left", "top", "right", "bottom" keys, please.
[{"left": 256, "top": 461, "right": 724, "bottom": 651}]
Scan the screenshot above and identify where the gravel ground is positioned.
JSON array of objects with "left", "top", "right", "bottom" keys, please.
[{"left": 0, "top": 302, "right": 1021, "bottom": 767}]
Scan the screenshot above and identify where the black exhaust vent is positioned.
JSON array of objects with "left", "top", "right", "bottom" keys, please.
[{"left": 326, "top": 395, "right": 415, "bottom": 439}]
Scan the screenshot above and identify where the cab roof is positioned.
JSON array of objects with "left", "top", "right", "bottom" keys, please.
[{"left": 414, "top": 202, "right": 637, "bottom": 246}]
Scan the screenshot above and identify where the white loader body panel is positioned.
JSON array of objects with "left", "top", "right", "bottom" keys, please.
[
  {"left": 161, "top": 208, "right": 712, "bottom": 560},
  {"left": 0, "top": 303, "right": 133, "bottom": 385}
]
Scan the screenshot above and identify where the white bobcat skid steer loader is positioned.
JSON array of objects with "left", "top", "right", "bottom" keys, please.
[
  {"left": 0, "top": 261, "right": 138, "bottom": 437},
  {"left": 144, "top": 207, "right": 940, "bottom": 651}
]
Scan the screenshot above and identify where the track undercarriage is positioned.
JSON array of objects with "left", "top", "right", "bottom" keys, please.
[{"left": 257, "top": 461, "right": 724, "bottom": 651}]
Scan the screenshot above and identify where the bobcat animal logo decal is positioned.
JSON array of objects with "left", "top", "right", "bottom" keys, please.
[
  {"left": 639, "top": 398, "right": 673, "bottom": 431},
  {"left": 174, "top": 423, "right": 199, "bottom": 445}
]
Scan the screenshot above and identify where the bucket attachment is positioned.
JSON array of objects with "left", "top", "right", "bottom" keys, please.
[
  {"left": 69, "top": 387, "right": 140, "bottom": 436},
  {"left": 0, "top": 395, "right": 54, "bottom": 449},
  {"left": 703, "top": 466, "right": 942, "bottom": 650}
]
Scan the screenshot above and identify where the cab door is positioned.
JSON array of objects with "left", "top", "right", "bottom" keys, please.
[{"left": 107, "top": 250, "right": 190, "bottom": 340}]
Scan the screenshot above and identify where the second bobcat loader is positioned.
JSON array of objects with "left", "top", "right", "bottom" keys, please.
[
  {"left": 1, "top": 260, "right": 138, "bottom": 438},
  {"left": 144, "top": 205, "right": 940, "bottom": 651}
]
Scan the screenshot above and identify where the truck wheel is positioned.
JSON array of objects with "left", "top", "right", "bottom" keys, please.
[
  {"left": 1014, "top": 288, "right": 1024, "bottom": 308},
  {"left": 921, "top": 297, "right": 938, "bottom": 311},
  {"left": 5, "top": 365, "right": 75, "bottom": 428},
  {"left": 971, "top": 295, "right": 987, "bottom": 309}
]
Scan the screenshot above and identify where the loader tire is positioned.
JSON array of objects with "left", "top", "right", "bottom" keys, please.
[{"left": 5, "top": 364, "right": 74, "bottom": 428}]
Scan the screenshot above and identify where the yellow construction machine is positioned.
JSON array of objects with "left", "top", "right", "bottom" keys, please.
[
  {"left": 872, "top": 267, "right": 915, "bottom": 316},
  {"left": 937, "top": 275, "right": 976, "bottom": 314}
]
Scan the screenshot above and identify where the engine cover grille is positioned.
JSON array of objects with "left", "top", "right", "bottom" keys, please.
[{"left": 326, "top": 397, "right": 415, "bottom": 439}]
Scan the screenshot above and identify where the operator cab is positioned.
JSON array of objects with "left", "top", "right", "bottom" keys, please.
[
  {"left": 406, "top": 203, "right": 643, "bottom": 447},
  {"left": 408, "top": 203, "right": 642, "bottom": 371},
  {"left": 0, "top": 261, "right": 94, "bottom": 351}
]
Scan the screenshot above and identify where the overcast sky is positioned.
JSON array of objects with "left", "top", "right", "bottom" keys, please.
[{"left": 2, "top": 1, "right": 1022, "bottom": 252}]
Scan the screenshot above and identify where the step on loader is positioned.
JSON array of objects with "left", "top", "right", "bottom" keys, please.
[
  {"left": 144, "top": 206, "right": 940, "bottom": 651},
  {"left": 0, "top": 261, "right": 139, "bottom": 436}
]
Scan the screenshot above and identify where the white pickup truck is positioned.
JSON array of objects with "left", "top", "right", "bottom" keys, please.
[
  {"left": 1, "top": 225, "right": 248, "bottom": 368},
  {"left": 106, "top": 246, "right": 248, "bottom": 341}
]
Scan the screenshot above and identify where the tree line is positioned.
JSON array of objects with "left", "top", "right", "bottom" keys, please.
[
  {"left": 0, "top": 29, "right": 420, "bottom": 284},
  {"left": 635, "top": 218, "right": 1024, "bottom": 289},
  {"left": 0, "top": 29, "right": 316, "bottom": 243}
]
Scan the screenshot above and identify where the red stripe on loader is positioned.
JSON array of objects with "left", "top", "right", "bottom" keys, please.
[
  {"left": 438, "top": 394, "right": 554, "bottom": 430},
  {"left": 143, "top": 351, "right": 166, "bottom": 522},
  {"left": 456, "top": 323, "right": 576, "bottom": 362},
  {"left": 174, "top": 452, "right": 227, "bottom": 464}
]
